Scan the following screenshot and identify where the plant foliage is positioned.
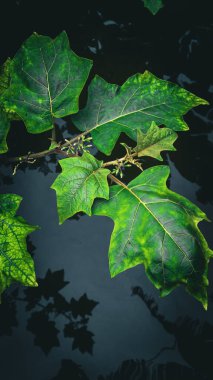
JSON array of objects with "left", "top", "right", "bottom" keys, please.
[
  {"left": 0, "top": 32, "right": 212, "bottom": 308},
  {"left": 93, "top": 166, "right": 211, "bottom": 309},
  {"left": 51, "top": 153, "right": 110, "bottom": 224},
  {"left": 0, "top": 194, "right": 38, "bottom": 298},
  {"left": 143, "top": 0, "right": 164, "bottom": 15},
  {"left": 72, "top": 72, "right": 207, "bottom": 155}
]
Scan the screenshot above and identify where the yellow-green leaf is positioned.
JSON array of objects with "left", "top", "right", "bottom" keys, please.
[
  {"left": 135, "top": 121, "right": 177, "bottom": 161},
  {"left": 93, "top": 166, "right": 212, "bottom": 309},
  {"left": 2, "top": 31, "right": 92, "bottom": 134},
  {"left": 51, "top": 153, "right": 110, "bottom": 224},
  {"left": 72, "top": 71, "right": 208, "bottom": 155},
  {"left": 0, "top": 194, "right": 39, "bottom": 297}
]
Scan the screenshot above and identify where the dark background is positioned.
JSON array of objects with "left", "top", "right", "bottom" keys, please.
[{"left": 0, "top": 0, "right": 213, "bottom": 379}]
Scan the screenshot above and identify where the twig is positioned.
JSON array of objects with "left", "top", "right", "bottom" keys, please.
[{"left": 4, "top": 130, "right": 88, "bottom": 163}]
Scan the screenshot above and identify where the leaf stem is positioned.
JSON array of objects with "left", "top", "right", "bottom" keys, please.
[
  {"left": 103, "top": 152, "right": 138, "bottom": 167},
  {"left": 5, "top": 130, "right": 89, "bottom": 163}
]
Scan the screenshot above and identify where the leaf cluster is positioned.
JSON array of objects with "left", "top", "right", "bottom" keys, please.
[{"left": 0, "top": 31, "right": 212, "bottom": 309}]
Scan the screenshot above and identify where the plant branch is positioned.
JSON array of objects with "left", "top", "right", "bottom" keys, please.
[
  {"left": 103, "top": 151, "right": 138, "bottom": 168},
  {"left": 5, "top": 130, "right": 89, "bottom": 163}
]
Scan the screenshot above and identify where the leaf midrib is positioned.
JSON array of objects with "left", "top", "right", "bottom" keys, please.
[
  {"left": 88, "top": 101, "right": 168, "bottom": 134},
  {"left": 115, "top": 181, "right": 195, "bottom": 271}
]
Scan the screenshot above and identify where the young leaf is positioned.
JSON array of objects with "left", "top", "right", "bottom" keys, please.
[
  {"left": 51, "top": 152, "right": 110, "bottom": 224},
  {"left": 0, "top": 194, "right": 39, "bottom": 297},
  {"left": 135, "top": 121, "right": 177, "bottom": 161},
  {"left": 1, "top": 31, "right": 92, "bottom": 134},
  {"left": 93, "top": 166, "right": 212, "bottom": 309},
  {"left": 72, "top": 71, "right": 208, "bottom": 155},
  {"left": 143, "top": 0, "right": 164, "bottom": 15}
]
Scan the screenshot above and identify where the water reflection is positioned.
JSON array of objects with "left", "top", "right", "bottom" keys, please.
[
  {"left": 132, "top": 286, "right": 213, "bottom": 379},
  {"left": 51, "top": 359, "right": 89, "bottom": 380},
  {"left": 98, "top": 360, "right": 202, "bottom": 380},
  {"left": 0, "top": 269, "right": 98, "bottom": 355}
]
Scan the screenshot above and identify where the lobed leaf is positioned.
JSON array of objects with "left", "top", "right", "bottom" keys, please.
[
  {"left": 51, "top": 152, "right": 110, "bottom": 224},
  {"left": 1, "top": 31, "right": 92, "bottom": 134},
  {"left": 0, "top": 194, "right": 39, "bottom": 297},
  {"left": 72, "top": 71, "right": 208, "bottom": 155},
  {"left": 93, "top": 166, "right": 212, "bottom": 308},
  {"left": 135, "top": 121, "right": 177, "bottom": 161}
]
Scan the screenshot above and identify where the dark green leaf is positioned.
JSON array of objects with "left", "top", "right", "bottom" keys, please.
[
  {"left": 51, "top": 152, "right": 110, "bottom": 224},
  {"left": 0, "top": 110, "right": 10, "bottom": 153},
  {"left": 143, "top": 0, "right": 164, "bottom": 15},
  {"left": 72, "top": 71, "right": 208, "bottom": 155},
  {"left": 93, "top": 166, "right": 212, "bottom": 308},
  {"left": 0, "top": 193, "right": 39, "bottom": 297},
  {"left": 135, "top": 121, "right": 177, "bottom": 160},
  {"left": 2, "top": 31, "right": 92, "bottom": 134}
]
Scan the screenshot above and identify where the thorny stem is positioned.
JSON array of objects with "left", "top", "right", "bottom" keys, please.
[
  {"left": 102, "top": 151, "right": 138, "bottom": 168},
  {"left": 4, "top": 127, "right": 142, "bottom": 176},
  {"left": 5, "top": 130, "right": 89, "bottom": 163},
  {"left": 51, "top": 125, "right": 57, "bottom": 144}
]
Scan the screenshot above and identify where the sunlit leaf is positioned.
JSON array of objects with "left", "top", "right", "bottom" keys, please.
[
  {"left": 0, "top": 193, "right": 39, "bottom": 297},
  {"left": 72, "top": 71, "right": 208, "bottom": 155},
  {"left": 93, "top": 166, "right": 212, "bottom": 308},
  {"left": 51, "top": 152, "right": 110, "bottom": 224},
  {"left": 2, "top": 31, "right": 92, "bottom": 134},
  {"left": 0, "top": 110, "right": 10, "bottom": 154},
  {"left": 135, "top": 121, "right": 177, "bottom": 160}
]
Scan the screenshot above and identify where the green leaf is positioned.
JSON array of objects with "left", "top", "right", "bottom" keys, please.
[
  {"left": 0, "top": 193, "right": 39, "bottom": 297},
  {"left": 135, "top": 121, "right": 177, "bottom": 161},
  {"left": 0, "top": 59, "right": 11, "bottom": 94},
  {"left": 51, "top": 152, "right": 110, "bottom": 224},
  {"left": 1, "top": 31, "right": 92, "bottom": 134},
  {"left": 143, "top": 0, "right": 164, "bottom": 15},
  {"left": 93, "top": 166, "right": 212, "bottom": 309},
  {"left": 0, "top": 59, "right": 21, "bottom": 153},
  {"left": 0, "top": 110, "right": 10, "bottom": 153},
  {"left": 72, "top": 71, "right": 208, "bottom": 155},
  {"left": 0, "top": 59, "right": 12, "bottom": 153}
]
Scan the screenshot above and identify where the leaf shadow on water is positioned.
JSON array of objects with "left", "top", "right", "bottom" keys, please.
[
  {"left": 0, "top": 266, "right": 98, "bottom": 356},
  {"left": 169, "top": 122, "right": 213, "bottom": 205},
  {"left": 51, "top": 359, "right": 89, "bottom": 380},
  {"left": 130, "top": 286, "right": 213, "bottom": 380}
]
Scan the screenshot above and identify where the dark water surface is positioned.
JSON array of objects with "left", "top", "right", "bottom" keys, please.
[{"left": 0, "top": 1, "right": 213, "bottom": 379}]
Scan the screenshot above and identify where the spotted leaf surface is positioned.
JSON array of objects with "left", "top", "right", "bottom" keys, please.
[
  {"left": 93, "top": 166, "right": 212, "bottom": 308},
  {"left": 51, "top": 153, "right": 110, "bottom": 224},
  {"left": 0, "top": 110, "right": 10, "bottom": 153},
  {"left": 72, "top": 71, "right": 207, "bottom": 155},
  {"left": 135, "top": 121, "right": 177, "bottom": 160},
  {"left": 2, "top": 31, "right": 92, "bottom": 134},
  {"left": 0, "top": 59, "right": 17, "bottom": 153},
  {"left": 0, "top": 194, "right": 39, "bottom": 297},
  {"left": 143, "top": 0, "right": 164, "bottom": 15}
]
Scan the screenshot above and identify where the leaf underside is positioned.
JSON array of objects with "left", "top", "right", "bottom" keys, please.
[
  {"left": 0, "top": 194, "right": 38, "bottom": 297},
  {"left": 135, "top": 121, "right": 177, "bottom": 161},
  {"left": 1, "top": 31, "right": 92, "bottom": 134},
  {"left": 72, "top": 71, "right": 208, "bottom": 155},
  {"left": 51, "top": 152, "right": 110, "bottom": 224},
  {"left": 143, "top": 0, "right": 164, "bottom": 15},
  {"left": 93, "top": 166, "right": 212, "bottom": 309}
]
